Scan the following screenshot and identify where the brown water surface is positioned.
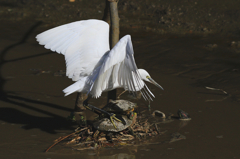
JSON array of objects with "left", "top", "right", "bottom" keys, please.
[{"left": 0, "top": 21, "right": 240, "bottom": 159}]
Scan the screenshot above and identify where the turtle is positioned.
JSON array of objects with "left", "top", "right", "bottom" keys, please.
[
  {"left": 88, "top": 99, "right": 137, "bottom": 132},
  {"left": 93, "top": 114, "right": 137, "bottom": 132},
  {"left": 177, "top": 109, "right": 191, "bottom": 120}
]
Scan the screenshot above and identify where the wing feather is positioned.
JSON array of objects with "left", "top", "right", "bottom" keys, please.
[
  {"left": 36, "top": 19, "right": 110, "bottom": 81},
  {"left": 37, "top": 20, "right": 155, "bottom": 99},
  {"left": 85, "top": 35, "right": 154, "bottom": 100}
]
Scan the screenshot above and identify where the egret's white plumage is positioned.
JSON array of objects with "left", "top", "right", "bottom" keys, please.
[{"left": 36, "top": 19, "right": 163, "bottom": 101}]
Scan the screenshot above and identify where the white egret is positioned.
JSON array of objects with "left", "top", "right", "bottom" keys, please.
[{"left": 36, "top": 19, "right": 163, "bottom": 128}]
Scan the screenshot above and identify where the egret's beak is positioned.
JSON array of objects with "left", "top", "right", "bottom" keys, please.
[{"left": 148, "top": 77, "right": 164, "bottom": 90}]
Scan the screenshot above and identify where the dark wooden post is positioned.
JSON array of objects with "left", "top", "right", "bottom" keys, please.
[
  {"left": 107, "top": 0, "right": 119, "bottom": 102},
  {"left": 102, "top": 0, "right": 110, "bottom": 24},
  {"left": 109, "top": 0, "right": 120, "bottom": 48},
  {"left": 74, "top": 0, "right": 119, "bottom": 113}
]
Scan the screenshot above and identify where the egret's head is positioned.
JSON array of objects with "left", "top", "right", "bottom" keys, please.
[{"left": 138, "top": 69, "right": 164, "bottom": 90}]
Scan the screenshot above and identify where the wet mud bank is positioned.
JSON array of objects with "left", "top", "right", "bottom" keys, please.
[{"left": 1, "top": 0, "right": 240, "bottom": 35}]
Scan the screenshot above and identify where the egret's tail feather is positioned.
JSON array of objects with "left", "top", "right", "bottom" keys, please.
[{"left": 63, "top": 79, "right": 85, "bottom": 96}]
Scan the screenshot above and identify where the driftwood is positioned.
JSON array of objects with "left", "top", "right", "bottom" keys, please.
[{"left": 45, "top": 127, "right": 88, "bottom": 152}]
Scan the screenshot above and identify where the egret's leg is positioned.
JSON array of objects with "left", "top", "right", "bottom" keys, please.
[
  {"left": 82, "top": 95, "right": 105, "bottom": 115},
  {"left": 136, "top": 91, "right": 142, "bottom": 99},
  {"left": 148, "top": 100, "right": 151, "bottom": 111},
  {"left": 71, "top": 93, "right": 87, "bottom": 125},
  {"left": 117, "top": 90, "right": 127, "bottom": 99},
  {"left": 83, "top": 95, "right": 91, "bottom": 106},
  {"left": 127, "top": 91, "right": 142, "bottom": 100},
  {"left": 75, "top": 93, "right": 87, "bottom": 110}
]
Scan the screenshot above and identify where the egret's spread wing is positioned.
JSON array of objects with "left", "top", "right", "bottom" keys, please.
[
  {"left": 86, "top": 35, "right": 154, "bottom": 100},
  {"left": 36, "top": 19, "right": 110, "bottom": 81}
]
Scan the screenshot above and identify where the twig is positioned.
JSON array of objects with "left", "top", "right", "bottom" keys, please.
[
  {"left": 117, "top": 90, "right": 127, "bottom": 99},
  {"left": 154, "top": 123, "right": 160, "bottom": 134},
  {"left": 45, "top": 127, "right": 88, "bottom": 152},
  {"left": 205, "top": 86, "right": 228, "bottom": 95}
]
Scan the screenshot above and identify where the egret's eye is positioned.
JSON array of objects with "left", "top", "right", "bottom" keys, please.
[{"left": 146, "top": 76, "right": 150, "bottom": 79}]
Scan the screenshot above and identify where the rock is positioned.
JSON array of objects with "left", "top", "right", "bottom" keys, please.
[
  {"left": 152, "top": 110, "right": 166, "bottom": 118},
  {"left": 230, "top": 41, "right": 240, "bottom": 47},
  {"left": 205, "top": 44, "right": 218, "bottom": 50}
]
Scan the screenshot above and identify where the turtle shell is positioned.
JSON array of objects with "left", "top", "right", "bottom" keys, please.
[
  {"left": 102, "top": 99, "right": 137, "bottom": 114},
  {"left": 93, "top": 115, "right": 134, "bottom": 132}
]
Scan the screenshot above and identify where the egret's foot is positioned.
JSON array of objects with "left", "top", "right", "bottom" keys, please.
[
  {"left": 109, "top": 113, "right": 122, "bottom": 129},
  {"left": 79, "top": 115, "right": 87, "bottom": 126}
]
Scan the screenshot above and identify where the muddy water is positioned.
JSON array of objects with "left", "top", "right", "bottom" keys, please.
[{"left": 0, "top": 21, "right": 240, "bottom": 159}]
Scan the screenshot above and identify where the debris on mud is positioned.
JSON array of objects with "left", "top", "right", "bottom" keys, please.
[
  {"left": 45, "top": 108, "right": 171, "bottom": 152},
  {"left": 53, "top": 70, "right": 66, "bottom": 76},
  {"left": 205, "top": 86, "right": 228, "bottom": 95},
  {"left": 204, "top": 44, "right": 218, "bottom": 50},
  {"left": 230, "top": 41, "right": 240, "bottom": 47},
  {"left": 45, "top": 117, "right": 165, "bottom": 152},
  {"left": 30, "top": 68, "right": 51, "bottom": 75},
  {"left": 45, "top": 101, "right": 191, "bottom": 152},
  {"left": 30, "top": 69, "right": 66, "bottom": 77}
]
